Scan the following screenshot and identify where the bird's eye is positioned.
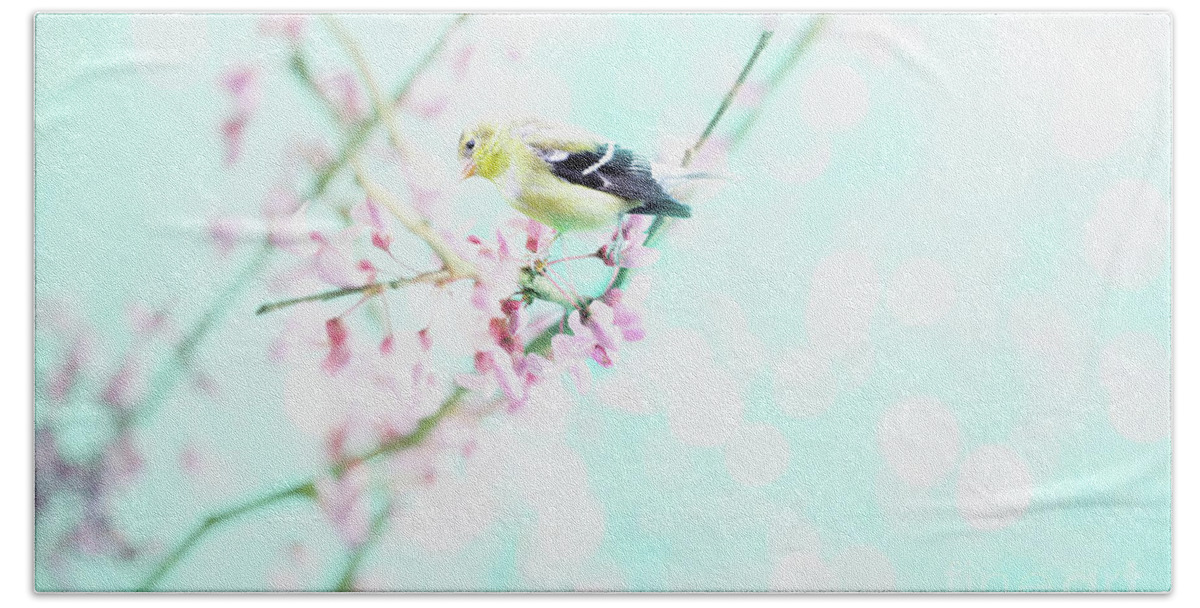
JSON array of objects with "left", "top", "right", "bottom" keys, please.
[{"left": 464, "top": 138, "right": 476, "bottom": 152}]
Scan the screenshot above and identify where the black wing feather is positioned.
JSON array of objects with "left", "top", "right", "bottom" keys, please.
[{"left": 536, "top": 144, "right": 692, "bottom": 218}]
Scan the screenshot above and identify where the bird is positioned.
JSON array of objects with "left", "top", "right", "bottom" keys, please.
[{"left": 458, "top": 118, "right": 693, "bottom": 235}]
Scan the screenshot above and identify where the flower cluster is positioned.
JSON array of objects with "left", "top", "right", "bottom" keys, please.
[{"left": 34, "top": 300, "right": 182, "bottom": 568}]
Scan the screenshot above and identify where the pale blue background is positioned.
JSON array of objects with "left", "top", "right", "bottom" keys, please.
[{"left": 35, "top": 13, "right": 1171, "bottom": 591}]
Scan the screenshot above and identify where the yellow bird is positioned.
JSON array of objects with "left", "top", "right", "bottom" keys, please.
[{"left": 458, "top": 118, "right": 692, "bottom": 234}]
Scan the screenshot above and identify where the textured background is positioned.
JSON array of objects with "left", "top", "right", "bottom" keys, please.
[{"left": 34, "top": 13, "right": 1171, "bottom": 591}]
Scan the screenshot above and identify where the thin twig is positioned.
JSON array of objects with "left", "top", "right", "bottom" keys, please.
[
  {"left": 729, "top": 16, "right": 829, "bottom": 146},
  {"left": 351, "top": 160, "right": 478, "bottom": 281},
  {"left": 256, "top": 270, "right": 452, "bottom": 316},
  {"left": 130, "top": 243, "right": 274, "bottom": 424},
  {"left": 527, "top": 25, "right": 817, "bottom": 355},
  {"left": 680, "top": 30, "right": 774, "bottom": 168},
  {"left": 323, "top": 16, "right": 406, "bottom": 154},
  {"left": 304, "top": 15, "right": 468, "bottom": 201}
]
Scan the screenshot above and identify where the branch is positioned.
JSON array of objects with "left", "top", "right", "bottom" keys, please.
[
  {"left": 729, "top": 16, "right": 829, "bottom": 147},
  {"left": 351, "top": 160, "right": 478, "bottom": 281},
  {"left": 681, "top": 29, "right": 774, "bottom": 168},
  {"left": 304, "top": 15, "right": 468, "bottom": 201},
  {"left": 333, "top": 502, "right": 392, "bottom": 591},
  {"left": 256, "top": 270, "right": 452, "bottom": 316},
  {"left": 135, "top": 388, "right": 464, "bottom": 591},
  {"left": 323, "top": 16, "right": 406, "bottom": 154},
  {"left": 135, "top": 481, "right": 316, "bottom": 591},
  {"left": 527, "top": 25, "right": 821, "bottom": 355},
  {"left": 130, "top": 243, "right": 274, "bottom": 424}
]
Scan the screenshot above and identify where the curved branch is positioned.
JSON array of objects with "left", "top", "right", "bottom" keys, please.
[
  {"left": 135, "top": 481, "right": 316, "bottom": 591},
  {"left": 135, "top": 388, "right": 464, "bottom": 591}
]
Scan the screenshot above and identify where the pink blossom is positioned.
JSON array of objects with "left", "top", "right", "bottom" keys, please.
[
  {"left": 192, "top": 370, "right": 221, "bottom": 398},
  {"left": 310, "top": 227, "right": 367, "bottom": 288},
  {"left": 456, "top": 347, "right": 545, "bottom": 412},
  {"left": 127, "top": 303, "right": 171, "bottom": 337},
  {"left": 322, "top": 317, "right": 352, "bottom": 375},
  {"left": 315, "top": 465, "right": 371, "bottom": 547},
  {"left": 206, "top": 215, "right": 244, "bottom": 257},
  {"left": 320, "top": 72, "right": 366, "bottom": 123},
  {"left": 102, "top": 434, "right": 143, "bottom": 488},
  {"left": 222, "top": 67, "right": 261, "bottom": 113},
  {"left": 551, "top": 298, "right": 646, "bottom": 392},
  {"left": 466, "top": 231, "right": 526, "bottom": 316},
  {"left": 350, "top": 199, "right": 394, "bottom": 257},
  {"left": 505, "top": 217, "right": 554, "bottom": 255},
  {"left": 100, "top": 356, "right": 146, "bottom": 411},
  {"left": 600, "top": 214, "right": 660, "bottom": 268},
  {"left": 259, "top": 15, "right": 306, "bottom": 42},
  {"left": 46, "top": 333, "right": 93, "bottom": 403},
  {"left": 268, "top": 543, "right": 319, "bottom": 591},
  {"left": 412, "top": 95, "right": 451, "bottom": 121},
  {"left": 179, "top": 443, "right": 208, "bottom": 478},
  {"left": 221, "top": 116, "right": 248, "bottom": 166},
  {"left": 261, "top": 186, "right": 305, "bottom": 248},
  {"left": 219, "top": 67, "right": 260, "bottom": 166},
  {"left": 456, "top": 293, "right": 548, "bottom": 411},
  {"left": 603, "top": 287, "right": 646, "bottom": 342},
  {"left": 450, "top": 44, "right": 476, "bottom": 78},
  {"left": 736, "top": 80, "right": 768, "bottom": 108}
]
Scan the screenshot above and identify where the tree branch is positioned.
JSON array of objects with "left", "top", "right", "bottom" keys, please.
[
  {"left": 135, "top": 387, "right": 464, "bottom": 591},
  {"left": 351, "top": 160, "right": 478, "bottom": 281},
  {"left": 256, "top": 270, "right": 452, "bottom": 316},
  {"left": 323, "top": 16, "right": 406, "bottom": 155},
  {"left": 527, "top": 28, "right": 790, "bottom": 356},
  {"left": 135, "top": 481, "right": 316, "bottom": 591},
  {"left": 333, "top": 502, "right": 392, "bottom": 592},
  {"left": 304, "top": 14, "right": 468, "bottom": 201}
]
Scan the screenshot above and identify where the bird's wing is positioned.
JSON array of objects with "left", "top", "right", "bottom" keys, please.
[{"left": 512, "top": 120, "right": 677, "bottom": 207}]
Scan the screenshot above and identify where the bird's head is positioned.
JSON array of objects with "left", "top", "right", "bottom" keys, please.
[{"left": 458, "top": 122, "right": 505, "bottom": 181}]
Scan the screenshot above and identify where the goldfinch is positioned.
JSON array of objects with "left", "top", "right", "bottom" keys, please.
[{"left": 458, "top": 118, "right": 692, "bottom": 233}]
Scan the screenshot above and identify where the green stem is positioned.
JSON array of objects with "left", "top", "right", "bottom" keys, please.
[
  {"left": 680, "top": 30, "right": 774, "bottom": 168},
  {"left": 255, "top": 270, "right": 451, "bottom": 316},
  {"left": 302, "top": 14, "right": 467, "bottom": 201},
  {"left": 528, "top": 22, "right": 823, "bottom": 354},
  {"left": 135, "top": 481, "right": 316, "bottom": 591},
  {"left": 135, "top": 388, "right": 462, "bottom": 591},
  {"left": 729, "top": 15, "right": 829, "bottom": 147},
  {"left": 130, "top": 243, "right": 274, "bottom": 425},
  {"left": 333, "top": 503, "right": 392, "bottom": 592}
]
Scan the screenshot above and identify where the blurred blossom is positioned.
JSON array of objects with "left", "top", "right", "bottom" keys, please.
[
  {"left": 322, "top": 318, "right": 352, "bottom": 375},
  {"left": 267, "top": 543, "right": 321, "bottom": 591},
  {"left": 736, "top": 80, "right": 768, "bottom": 108},
  {"left": 600, "top": 214, "right": 661, "bottom": 268},
  {"left": 219, "top": 66, "right": 260, "bottom": 166},
  {"left": 206, "top": 215, "right": 245, "bottom": 257},
  {"left": 310, "top": 227, "right": 367, "bottom": 288},
  {"left": 46, "top": 332, "right": 94, "bottom": 403},
  {"left": 259, "top": 15, "right": 306, "bottom": 43},
  {"left": 316, "top": 465, "right": 372, "bottom": 548},
  {"left": 320, "top": 72, "right": 366, "bottom": 124},
  {"left": 551, "top": 296, "right": 646, "bottom": 393}
]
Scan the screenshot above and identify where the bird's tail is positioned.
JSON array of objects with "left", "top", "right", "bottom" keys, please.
[
  {"left": 650, "top": 169, "right": 728, "bottom": 191},
  {"left": 628, "top": 196, "right": 692, "bottom": 218}
]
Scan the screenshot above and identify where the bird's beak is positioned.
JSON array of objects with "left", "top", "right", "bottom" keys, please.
[{"left": 460, "top": 161, "right": 477, "bottom": 180}]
